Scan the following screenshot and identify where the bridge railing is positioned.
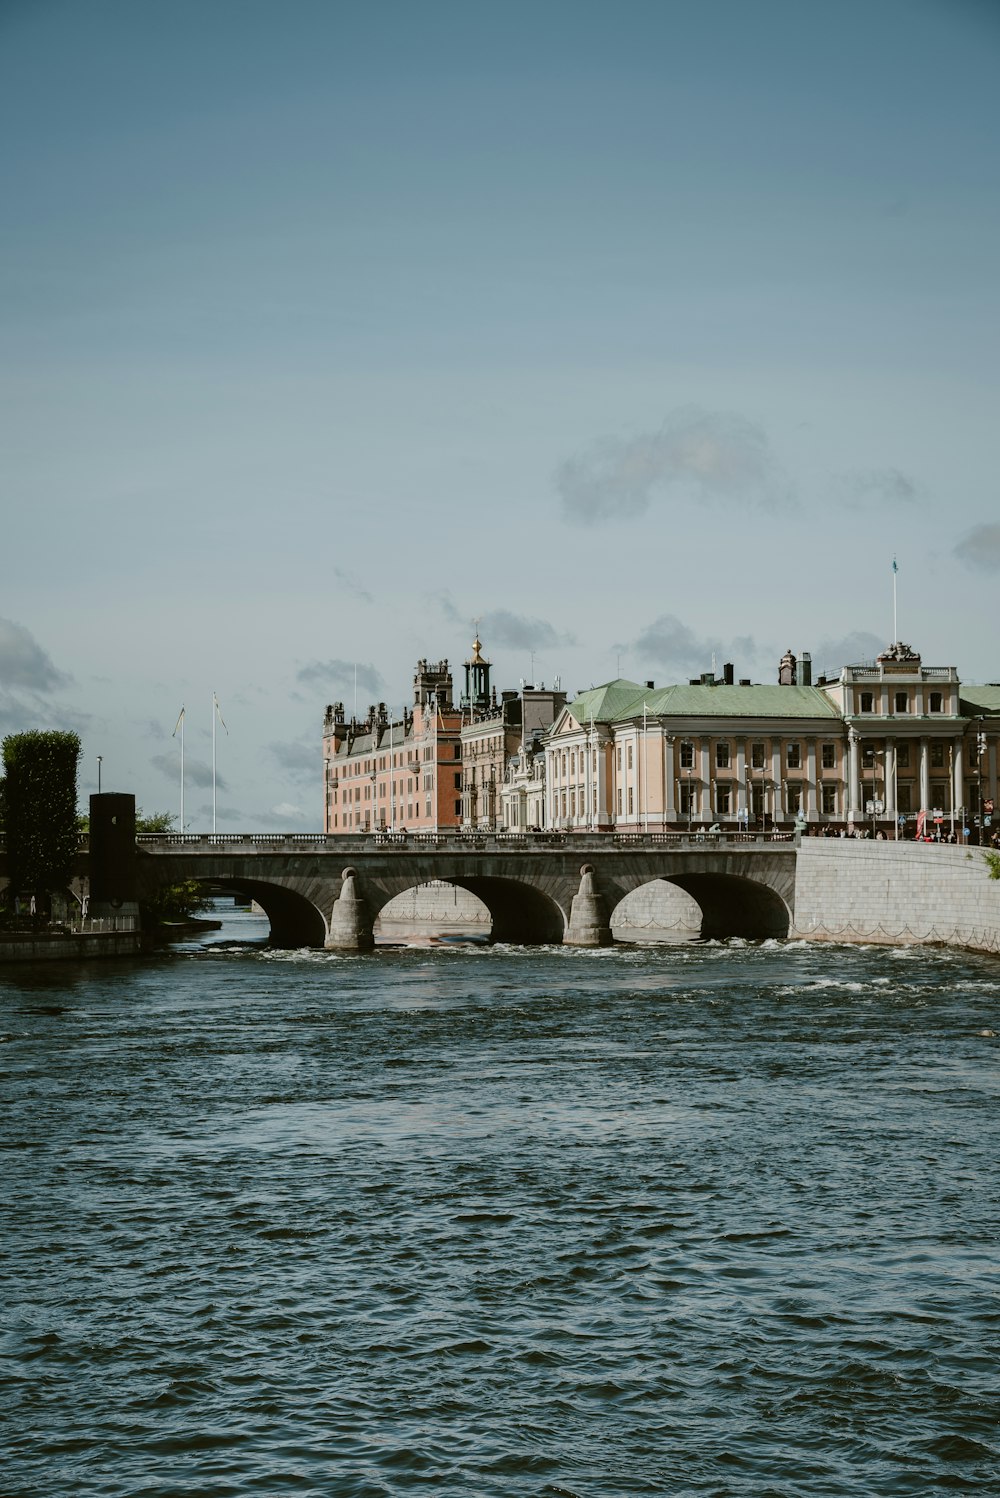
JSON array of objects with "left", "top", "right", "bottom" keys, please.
[{"left": 133, "top": 829, "right": 800, "bottom": 853}]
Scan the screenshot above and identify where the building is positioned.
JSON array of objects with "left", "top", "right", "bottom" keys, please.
[
  {"left": 458, "top": 634, "right": 566, "bottom": 828},
  {"left": 544, "top": 644, "right": 1000, "bottom": 836},
  {"left": 323, "top": 659, "right": 464, "bottom": 833}
]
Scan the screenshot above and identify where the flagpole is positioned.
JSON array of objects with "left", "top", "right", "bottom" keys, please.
[
  {"left": 173, "top": 706, "right": 185, "bottom": 833},
  {"left": 211, "top": 692, "right": 228, "bottom": 834},
  {"left": 892, "top": 555, "right": 898, "bottom": 643}
]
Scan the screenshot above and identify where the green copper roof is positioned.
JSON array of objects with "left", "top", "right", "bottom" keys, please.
[
  {"left": 961, "top": 687, "right": 1000, "bottom": 717},
  {"left": 567, "top": 679, "right": 841, "bottom": 724},
  {"left": 566, "top": 679, "right": 649, "bottom": 725}
]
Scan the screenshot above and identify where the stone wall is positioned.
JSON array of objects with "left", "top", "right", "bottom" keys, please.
[{"left": 791, "top": 840, "right": 1000, "bottom": 955}]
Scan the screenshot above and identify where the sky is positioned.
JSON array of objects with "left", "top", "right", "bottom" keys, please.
[{"left": 2, "top": 0, "right": 998, "bottom": 830}]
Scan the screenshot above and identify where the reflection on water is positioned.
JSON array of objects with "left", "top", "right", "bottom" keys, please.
[{"left": 2, "top": 900, "right": 998, "bottom": 1496}]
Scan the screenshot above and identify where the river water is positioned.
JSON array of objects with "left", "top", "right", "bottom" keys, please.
[{"left": 2, "top": 904, "right": 998, "bottom": 1497}]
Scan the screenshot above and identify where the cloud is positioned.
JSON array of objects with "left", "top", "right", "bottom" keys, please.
[
  {"left": 332, "top": 568, "right": 373, "bottom": 605},
  {"left": 811, "top": 631, "right": 885, "bottom": 675},
  {"left": 296, "top": 659, "right": 384, "bottom": 696},
  {"left": 631, "top": 611, "right": 718, "bottom": 677},
  {"left": 436, "top": 598, "right": 573, "bottom": 652},
  {"left": 267, "top": 740, "right": 318, "bottom": 782},
  {"left": 834, "top": 467, "right": 920, "bottom": 509},
  {"left": 150, "top": 751, "right": 225, "bottom": 790},
  {"left": 254, "top": 801, "right": 314, "bottom": 828},
  {"left": 954, "top": 523, "right": 1000, "bottom": 573},
  {"left": 556, "top": 407, "right": 791, "bottom": 524},
  {"left": 0, "top": 618, "right": 70, "bottom": 691}
]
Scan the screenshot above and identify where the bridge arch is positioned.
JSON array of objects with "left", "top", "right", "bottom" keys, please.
[
  {"left": 369, "top": 874, "right": 567, "bottom": 946},
  {"left": 666, "top": 871, "right": 790, "bottom": 939}
]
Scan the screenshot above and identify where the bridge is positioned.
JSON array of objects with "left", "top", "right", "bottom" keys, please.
[{"left": 134, "top": 830, "right": 800, "bottom": 948}]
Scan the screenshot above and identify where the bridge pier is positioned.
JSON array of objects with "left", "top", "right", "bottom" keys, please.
[
  {"left": 325, "top": 867, "right": 375, "bottom": 952},
  {"left": 563, "top": 864, "right": 613, "bottom": 947}
]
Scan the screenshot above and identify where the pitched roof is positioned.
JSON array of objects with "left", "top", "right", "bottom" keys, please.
[
  {"left": 961, "top": 686, "right": 1000, "bottom": 717},
  {"left": 566, "top": 678, "right": 841, "bottom": 724}
]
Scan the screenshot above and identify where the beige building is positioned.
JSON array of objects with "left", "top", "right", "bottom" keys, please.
[
  {"left": 545, "top": 644, "right": 1000, "bottom": 836},
  {"left": 458, "top": 634, "right": 565, "bottom": 828}
]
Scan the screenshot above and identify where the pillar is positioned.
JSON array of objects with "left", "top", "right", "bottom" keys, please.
[
  {"left": 885, "top": 742, "right": 896, "bottom": 819},
  {"left": 919, "top": 737, "right": 930, "bottom": 814},
  {"left": 952, "top": 737, "right": 964, "bottom": 822},
  {"left": 771, "top": 739, "right": 782, "bottom": 825},
  {"left": 664, "top": 735, "right": 676, "bottom": 823},
  {"left": 700, "top": 738, "right": 711, "bottom": 822},
  {"left": 563, "top": 863, "right": 613, "bottom": 946},
  {"left": 805, "top": 738, "right": 818, "bottom": 821},
  {"left": 736, "top": 738, "right": 747, "bottom": 824},
  {"left": 849, "top": 729, "right": 861, "bottom": 823},
  {"left": 326, "top": 866, "right": 375, "bottom": 951}
]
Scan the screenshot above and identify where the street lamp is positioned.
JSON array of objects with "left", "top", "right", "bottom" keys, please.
[
  {"left": 96, "top": 756, "right": 102, "bottom": 794},
  {"left": 977, "top": 720, "right": 987, "bottom": 846}
]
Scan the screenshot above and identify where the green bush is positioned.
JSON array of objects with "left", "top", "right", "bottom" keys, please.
[{"left": 2, "top": 730, "right": 81, "bottom": 900}]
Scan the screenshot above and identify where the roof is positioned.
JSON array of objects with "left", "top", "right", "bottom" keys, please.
[
  {"left": 960, "top": 687, "right": 1000, "bottom": 717},
  {"left": 566, "top": 678, "right": 841, "bottom": 724}
]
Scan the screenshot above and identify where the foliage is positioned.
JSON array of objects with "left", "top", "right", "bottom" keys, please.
[
  {"left": 985, "top": 851, "right": 1000, "bottom": 881},
  {"left": 136, "top": 808, "right": 176, "bottom": 834},
  {"left": 2, "top": 730, "right": 82, "bottom": 897},
  {"left": 140, "top": 878, "right": 207, "bottom": 924}
]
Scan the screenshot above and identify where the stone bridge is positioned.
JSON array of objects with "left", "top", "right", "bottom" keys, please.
[{"left": 134, "top": 830, "right": 799, "bottom": 948}]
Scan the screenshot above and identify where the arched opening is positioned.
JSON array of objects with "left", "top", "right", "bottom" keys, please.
[
  {"left": 374, "top": 880, "right": 491, "bottom": 945},
  {"left": 451, "top": 876, "right": 566, "bottom": 945},
  {"left": 667, "top": 872, "right": 791, "bottom": 940},
  {"left": 610, "top": 879, "right": 703, "bottom": 944},
  {"left": 174, "top": 877, "right": 326, "bottom": 948}
]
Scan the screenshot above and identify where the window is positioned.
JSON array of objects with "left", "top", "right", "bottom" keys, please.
[
  {"left": 716, "top": 742, "right": 730, "bottom": 768},
  {"left": 454, "top": 800, "right": 461, "bottom": 816},
  {"left": 896, "top": 743, "right": 910, "bottom": 768},
  {"left": 751, "top": 742, "right": 765, "bottom": 769},
  {"left": 617, "top": 747, "right": 622, "bottom": 769},
  {"left": 930, "top": 782, "right": 947, "bottom": 811},
  {"left": 929, "top": 692, "right": 943, "bottom": 713},
  {"left": 822, "top": 785, "right": 837, "bottom": 814},
  {"left": 454, "top": 745, "right": 461, "bottom": 758},
  {"left": 862, "top": 745, "right": 875, "bottom": 769},
  {"left": 931, "top": 743, "right": 944, "bottom": 768},
  {"left": 786, "top": 743, "right": 801, "bottom": 769},
  {"left": 895, "top": 691, "right": 908, "bottom": 713},
  {"left": 570, "top": 790, "right": 576, "bottom": 816},
  {"left": 821, "top": 742, "right": 835, "bottom": 769},
  {"left": 454, "top": 772, "right": 461, "bottom": 789},
  {"left": 679, "top": 783, "right": 694, "bottom": 814},
  {"left": 716, "top": 785, "right": 731, "bottom": 814},
  {"left": 787, "top": 784, "right": 802, "bottom": 814},
  {"left": 627, "top": 742, "right": 633, "bottom": 770},
  {"left": 680, "top": 742, "right": 694, "bottom": 769},
  {"left": 627, "top": 786, "right": 633, "bottom": 814},
  {"left": 897, "top": 784, "right": 912, "bottom": 814},
  {"left": 860, "top": 692, "right": 874, "bottom": 713},
  {"left": 617, "top": 788, "right": 622, "bottom": 813}
]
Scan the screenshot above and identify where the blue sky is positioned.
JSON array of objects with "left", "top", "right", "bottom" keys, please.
[{"left": 2, "top": 0, "right": 998, "bottom": 828}]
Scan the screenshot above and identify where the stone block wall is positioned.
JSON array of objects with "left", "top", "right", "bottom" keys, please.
[{"left": 792, "top": 840, "right": 1000, "bottom": 955}]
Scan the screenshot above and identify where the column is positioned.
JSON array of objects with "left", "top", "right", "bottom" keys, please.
[
  {"left": 700, "top": 738, "right": 711, "bottom": 821},
  {"left": 952, "top": 737, "right": 964, "bottom": 822},
  {"left": 919, "top": 737, "right": 930, "bottom": 813},
  {"left": 664, "top": 735, "right": 676, "bottom": 823},
  {"left": 805, "top": 738, "right": 818, "bottom": 821},
  {"left": 736, "top": 738, "right": 747, "bottom": 824},
  {"left": 885, "top": 743, "right": 896, "bottom": 820},
  {"left": 771, "top": 739, "right": 782, "bottom": 825},
  {"left": 848, "top": 728, "right": 861, "bottom": 823}
]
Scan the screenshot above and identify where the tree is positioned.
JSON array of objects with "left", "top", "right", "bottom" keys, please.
[
  {"left": 2, "top": 730, "right": 81, "bottom": 903},
  {"left": 135, "top": 808, "right": 176, "bottom": 834}
]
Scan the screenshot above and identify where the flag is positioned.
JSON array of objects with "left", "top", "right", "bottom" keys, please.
[
  {"left": 213, "top": 693, "right": 228, "bottom": 734},
  {"left": 172, "top": 706, "right": 185, "bottom": 737},
  {"left": 892, "top": 556, "right": 898, "bottom": 573},
  {"left": 915, "top": 808, "right": 926, "bottom": 839}
]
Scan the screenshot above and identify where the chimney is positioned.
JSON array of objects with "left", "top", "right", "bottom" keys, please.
[
  {"left": 645, "top": 680, "right": 655, "bottom": 689},
  {"left": 723, "top": 662, "right": 734, "bottom": 685},
  {"left": 801, "top": 652, "right": 812, "bottom": 687}
]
